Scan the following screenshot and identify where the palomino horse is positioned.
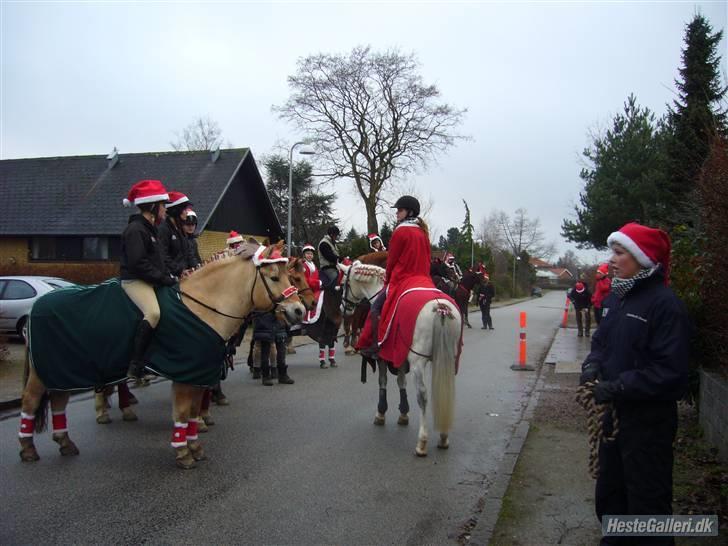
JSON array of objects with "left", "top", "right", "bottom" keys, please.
[
  {"left": 339, "top": 262, "right": 462, "bottom": 456},
  {"left": 18, "top": 241, "right": 306, "bottom": 469},
  {"left": 95, "top": 256, "right": 317, "bottom": 425}
]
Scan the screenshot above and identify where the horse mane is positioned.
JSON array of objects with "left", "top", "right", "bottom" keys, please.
[
  {"left": 180, "top": 249, "right": 240, "bottom": 282},
  {"left": 357, "top": 251, "right": 388, "bottom": 268},
  {"left": 350, "top": 263, "right": 385, "bottom": 284}
]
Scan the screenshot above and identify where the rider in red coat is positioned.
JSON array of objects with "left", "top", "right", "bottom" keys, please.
[{"left": 361, "top": 195, "right": 431, "bottom": 357}]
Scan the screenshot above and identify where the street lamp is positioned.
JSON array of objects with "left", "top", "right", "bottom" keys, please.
[
  {"left": 512, "top": 254, "right": 521, "bottom": 296},
  {"left": 287, "top": 141, "right": 315, "bottom": 256},
  {"left": 471, "top": 238, "right": 483, "bottom": 268}
]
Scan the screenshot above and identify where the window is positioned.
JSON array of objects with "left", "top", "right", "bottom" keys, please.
[
  {"left": 2, "top": 280, "right": 37, "bottom": 300},
  {"left": 30, "top": 236, "right": 119, "bottom": 261}
]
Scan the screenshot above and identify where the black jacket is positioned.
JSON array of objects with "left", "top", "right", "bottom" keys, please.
[
  {"left": 568, "top": 286, "right": 592, "bottom": 309},
  {"left": 252, "top": 312, "right": 288, "bottom": 343},
  {"left": 187, "top": 235, "right": 202, "bottom": 268},
  {"left": 477, "top": 282, "right": 495, "bottom": 304},
  {"left": 158, "top": 218, "right": 189, "bottom": 277},
  {"left": 583, "top": 272, "right": 690, "bottom": 401},
  {"left": 120, "top": 215, "right": 171, "bottom": 285}
]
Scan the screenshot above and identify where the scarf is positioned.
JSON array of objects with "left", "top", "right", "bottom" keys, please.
[{"left": 611, "top": 267, "right": 656, "bottom": 299}]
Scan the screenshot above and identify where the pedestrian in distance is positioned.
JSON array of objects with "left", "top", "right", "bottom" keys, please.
[
  {"left": 476, "top": 274, "right": 495, "bottom": 330},
  {"left": 120, "top": 180, "right": 177, "bottom": 379},
  {"left": 568, "top": 281, "right": 593, "bottom": 337},
  {"left": 579, "top": 222, "right": 690, "bottom": 546},
  {"left": 591, "top": 263, "right": 612, "bottom": 326}
]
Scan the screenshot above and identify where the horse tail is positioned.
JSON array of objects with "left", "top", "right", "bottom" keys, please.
[
  {"left": 430, "top": 302, "right": 459, "bottom": 433},
  {"left": 22, "top": 345, "right": 30, "bottom": 388},
  {"left": 34, "top": 391, "right": 50, "bottom": 433}
]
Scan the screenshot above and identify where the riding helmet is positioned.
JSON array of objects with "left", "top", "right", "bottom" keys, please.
[
  {"left": 327, "top": 225, "right": 341, "bottom": 238},
  {"left": 393, "top": 195, "right": 420, "bottom": 217}
]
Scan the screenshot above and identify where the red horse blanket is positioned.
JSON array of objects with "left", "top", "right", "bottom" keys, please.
[{"left": 357, "top": 275, "right": 463, "bottom": 370}]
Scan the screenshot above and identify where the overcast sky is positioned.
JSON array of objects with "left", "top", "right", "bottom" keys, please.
[{"left": 2, "top": 1, "right": 726, "bottom": 263}]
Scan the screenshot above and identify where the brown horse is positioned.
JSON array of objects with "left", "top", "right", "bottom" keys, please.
[{"left": 18, "top": 241, "right": 305, "bottom": 469}]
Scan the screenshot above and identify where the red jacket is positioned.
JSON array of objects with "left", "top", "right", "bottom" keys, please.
[
  {"left": 591, "top": 276, "right": 612, "bottom": 309},
  {"left": 302, "top": 260, "right": 321, "bottom": 300},
  {"left": 385, "top": 219, "right": 431, "bottom": 293}
]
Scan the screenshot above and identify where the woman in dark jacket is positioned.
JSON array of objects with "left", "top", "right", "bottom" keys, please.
[
  {"left": 580, "top": 223, "right": 689, "bottom": 545},
  {"left": 120, "top": 180, "right": 176, "bottom": 379},
  {"left": 158, "top": 191, "right": 192, "bottom": 277}
]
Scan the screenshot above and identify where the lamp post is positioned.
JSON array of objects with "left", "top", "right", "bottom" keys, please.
[
  {"left": 471, "top": 238, "right": 482, "bottom": 268},
  {"left": 512, "top": 254, "right": 521, "bottom": 296},
  {"left": 287, "top": 141, "right": 315, "bottom": 256}
]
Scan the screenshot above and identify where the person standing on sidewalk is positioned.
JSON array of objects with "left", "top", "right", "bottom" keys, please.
[
  {"left": 568, "top": 281, "right": 593, "bottom": 337},
  {"left": 591, "top": 263, "right": 611, "bottom": 326},
  {"left": 580, "top": 223, "right": 689, "bottom": 546},
  {"left": 476, "top": 274, "right": 495, "bottom": 330},
  {"left": 252, "top": 311, "right": 294, "bottom": 386}
]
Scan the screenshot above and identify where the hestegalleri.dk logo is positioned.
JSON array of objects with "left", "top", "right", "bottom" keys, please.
[{"left": 602, "top": 515, "right": 718, "bottom": 536}]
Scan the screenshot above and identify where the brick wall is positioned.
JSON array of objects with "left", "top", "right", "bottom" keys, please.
[
  {"left": 196, "top": 230, "right": 268, "bottom": 260},
  {"left": 699, "top": 369, "right": 728, "bottom": 464},
  {"left": 0, "top": 238, "right": 29, "bottom": 267}
]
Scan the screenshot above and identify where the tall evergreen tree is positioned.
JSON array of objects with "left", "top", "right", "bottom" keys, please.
[
  {"left": 665, "top": 14, "right": 727, "bottom": 221},
  {"left": 562, "top": 95, "right": 667, "bottom": 248},
  {"left": 379, "top": 222, "right": 393, "bottom": 247},
  {"left": 263, "top": 155, "right": 337, "bottom": 250},
  {"left": 460, "top": 199, "right": 474, "bottom": 244}
]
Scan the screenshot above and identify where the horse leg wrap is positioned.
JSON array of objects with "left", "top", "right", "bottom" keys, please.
[
  {"left": 19, "top": 412, "right": 35, "bottom": 438},
  {"left": 117, "top": 382, "right": 131, "bottom": 409},
  {"left": 186, "top": 420, "right": 199, "bottom": 441},
  {"left": 170, "top": 422, "right": 188, "bottom": 448},
  {"left": 378, "top": 389, "right": 388, "bottom": 415},
  {"left": 399, "top": 389, "right": 409, "bottom": 415},
  {"left": 318, "top": 349, "right": 325, "bottom": 362},
  {"left": 52, "top": 411, "right": 68, "bottom": 434}
]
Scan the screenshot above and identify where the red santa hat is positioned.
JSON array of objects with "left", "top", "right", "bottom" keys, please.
[
  {"left": 252, "top": 245, "right": 289, "bottom": 266},
  {"left": 167, "top": 191, "right": 191, "bottom": 209},
  {"left": 607, "top": 223, "right": 671, "bottom": 280},
  {"left": 227, "top": 231, "right": 244, "bottom": 246},
  {"left": 575, "top": 281, "right": 586, "bottom": 293},
  {"left": 596, "top": 263, "right": 609, "bottom": 278},
  {"left": 342, "top": 256, "right": 353, "bottom": 266},
  {"left": 302, "top": 243, "right": 316, "bottom": 253},
  {"left": 123, "top": 179, "right": 169, "bottom": 207}
]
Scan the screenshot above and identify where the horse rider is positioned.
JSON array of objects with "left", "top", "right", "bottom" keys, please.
[
  {"left": 158, "top": 191, "right": 193, "bottom": 278},
  {"left": 120, "top": 179, "right": 177, "bottom": 379},
  {"left": 301, "top": 243, "right": 321, "bottom": 301},
  {"left": 368, "top": 233, "right": 387, "bottom": 252},
  {"left": 182, "top": 210, "right": 202, "bottom": 269},
  {"left": 361, "top": 195, "right": 431, "bottom": 358},
  {"left": 318, "top": 225, "right": 341, "bottom": 293},
  {"left": 227, "top": 230, "right": 244, "bottom": 250},
  {"left": 445, "top": 252, "right": 463, "bottom": 283}
]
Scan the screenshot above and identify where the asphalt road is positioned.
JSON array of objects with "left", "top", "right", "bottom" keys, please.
[{"left": 0, "top": 291, "right": 563, "bottom": 545}]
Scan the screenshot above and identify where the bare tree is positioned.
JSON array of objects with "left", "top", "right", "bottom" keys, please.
[
  {"left": 171, "top": 116, "right": 225, "bottom": 151},
  {"left": 485, "top": 208, "right": 556, "bottom": 259},
  {"left": 274, "top": 46, "right": 467, "bottom": 233}
]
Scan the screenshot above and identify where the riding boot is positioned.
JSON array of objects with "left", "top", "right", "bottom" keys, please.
[
  {"left": 127, "top": 320, "right": 154, "bottom": 379},
  {"left": 360, "top": 313, "right": 380, "bottom": 359},
  {"left": 278, "top": 365, "right": 294, "bottom": 384}
]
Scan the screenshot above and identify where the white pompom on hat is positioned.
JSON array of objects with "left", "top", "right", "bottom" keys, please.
[{"left": 123, "top": 179, "right": 169, "bottom": 207}]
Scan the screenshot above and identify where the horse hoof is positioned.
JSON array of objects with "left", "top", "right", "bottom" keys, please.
[
  {"left": 128, "top": 394, "right": 139, "bottom": 405},
  {"left": 20, "top": 448, "right": 40, "bottom": 462},
  {"left": 397, "top": 415, "right": 409, "bottom": 426},
  {"left": 344, "top": 348, "right": 354, "bottom": 356},
  {"left": 202, "top": 415, "right": 215, "bottom": 426},
  {"left": 437, "top": 440, "right": 450, "bottom": 450},
  {"left": 415, "top": 449, "right": 428, "bottom": 457},
  {"left": 188, "top": 442, "right": 207, "bottom": 461},
  {"left": 197, "top": 419, "right": 209, "bottom": 433},
  {"left": 122, "top": 409, "right": 138, "bottom": 422},
  {"left": 59, "top": 442, "right": 80, "bottom": 456},
  {"left": 175, "top": 448, "right": 197, "bottom": 469},
  {"left": 214, "top": 397, "right": 230, "bottom": 406},
  {"left": 373, "top": 415, "right": 385, "bottom": 426},
  {"left": 96, "top": 414, "right": 112, "bottom": 424}
]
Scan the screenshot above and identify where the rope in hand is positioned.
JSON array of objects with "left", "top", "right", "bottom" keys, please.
[{"left": 575, "top": 381, "right": 620, "bottom": 479}]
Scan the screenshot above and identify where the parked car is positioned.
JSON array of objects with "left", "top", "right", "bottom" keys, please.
[
  {"left": 0, "top": 276, "right": 76, "bottom": 340},
  {"left": 531, "top": 286, "right": 543, "bottom": 297}
]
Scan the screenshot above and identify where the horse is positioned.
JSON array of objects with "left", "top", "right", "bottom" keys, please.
[
  {"left": 342, "top": 251, "right": 387, "bottom": 355},
  {"left": 453, "top": 269, "right": 483, "bottom": 329},
  {"left": 339, "top": 261, "right": 462, "bottom": 456},
  {"left": 18, "top": 241, "right": 306, "bottom": 469}
]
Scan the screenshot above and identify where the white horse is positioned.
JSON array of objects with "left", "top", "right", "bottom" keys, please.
[{"left": 339, "top": 262, "right": 461, "bottom": 456}]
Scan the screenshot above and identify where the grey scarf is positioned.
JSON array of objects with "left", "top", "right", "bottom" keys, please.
[{"left": 611, "top": 267, "right": 656, "bottom": 299}]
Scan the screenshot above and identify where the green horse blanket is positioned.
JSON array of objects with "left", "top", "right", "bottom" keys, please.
[{"left": 28, "top": 279, "right": 226, "bottom": 390}]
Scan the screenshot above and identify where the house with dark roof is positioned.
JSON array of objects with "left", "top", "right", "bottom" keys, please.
[{"left": 0, "top": 148, "right": 282, "bottom": 283}]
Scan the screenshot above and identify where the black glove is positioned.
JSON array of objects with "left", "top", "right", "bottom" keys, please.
[
  {"left": 593, "top": 380, "right": 623, "bottom": 404},
  {"left": 579, "top": 361, "right": 601, "bottom": 386}
]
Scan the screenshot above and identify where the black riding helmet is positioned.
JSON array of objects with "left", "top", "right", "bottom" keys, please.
[
  {"left": 393, "top": 195, "right": 420, "bottom": 217},
  {"left": 327, "top": 225, "right": 340, "bottom": 238}
]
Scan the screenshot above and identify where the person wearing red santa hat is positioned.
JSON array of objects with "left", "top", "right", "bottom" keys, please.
[
  {"left": 367, "top": 233, "right": 386, "bottom": 252},
  {"left": 120, "top": 180, "right": 177, "bottom": 379},
  {"left": 361, "top": 195, "right": 430, "bottom": 358},
  {"left": 300, "top": 243, "right": 321, "bottom": 302},
  {"left": 158, "top": 191, "right": 193, "bottom": 278},
  {"left": 591, "top": 263, "right": 611, "bottom": 326},
  {"left": 227, "top": 230, "right": 244, "bottom": 250},
  {"left": 579, "top": 223, "right": 689, "bottom": 541},
  {"left": 568, "top": 280, "right": 593, "bottom": 337}
]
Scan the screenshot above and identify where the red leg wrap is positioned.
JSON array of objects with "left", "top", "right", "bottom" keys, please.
[
  {"left": 19, "top": 412, "right": 34, "bottom": 438},
  {"left": 170, "top": 422, "right": 188, "bottom": 448},
  {"left": 187, "top": 419, "right": 199, "bottom": 440},
  {"left": 52, "top": 412, "right": 68, "bottom": 433},
  {"left": 328, "top": 348, "right": 336, "bottom": 358},
  {"left": 117, "top": 382, "right": 131, "bottom": 409}
]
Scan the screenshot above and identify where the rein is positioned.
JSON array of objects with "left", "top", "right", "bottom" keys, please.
[{"left": 341, "top": 265, "right": 383, "bottom": 314}]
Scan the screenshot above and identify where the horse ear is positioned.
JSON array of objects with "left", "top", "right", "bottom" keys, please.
[
  {"left": 237, "top": 241, "right": 259, "bottom": 260},
  {"left": 246, "top": 237, "right": 259, "bottom": 245}
]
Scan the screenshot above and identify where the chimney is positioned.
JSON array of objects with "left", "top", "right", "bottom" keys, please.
[
  {"left": 211, "top": 146, "right": 221, "bottom": 163},
  {"left": 106, "top": 146, "right": 119, "bottom": 169}
]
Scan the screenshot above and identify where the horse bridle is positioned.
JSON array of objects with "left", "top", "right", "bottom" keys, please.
[
  {"left": 341, "top": 264, "right": 383, "bottom": 315},
  {"left": 178, "top": 263, "right": 298, "bottom": 320}
]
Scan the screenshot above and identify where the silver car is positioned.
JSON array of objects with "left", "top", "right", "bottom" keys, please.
[{"left": 0, "top": 276, "right": 76, "bottom": 339}]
